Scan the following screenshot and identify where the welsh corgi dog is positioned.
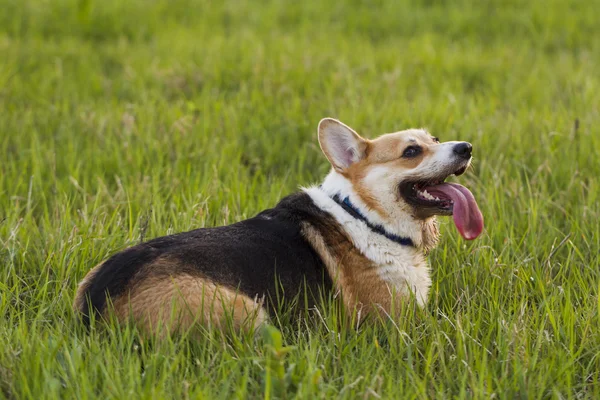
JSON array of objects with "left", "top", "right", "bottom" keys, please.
[{"left": 74, "top": 118, "right": 484, "bottom": 335}]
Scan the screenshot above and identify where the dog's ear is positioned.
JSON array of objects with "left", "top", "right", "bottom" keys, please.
[{"left": 318, "top": 118, "right": 367, "bottom": 172}]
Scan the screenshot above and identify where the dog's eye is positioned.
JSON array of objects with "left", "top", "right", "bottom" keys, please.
[
  {"left": 402, "top": 146, "right": 422, "bottom": 158},
  {"left": 432, "top": 137, "right": 439, "bottom": 143}
]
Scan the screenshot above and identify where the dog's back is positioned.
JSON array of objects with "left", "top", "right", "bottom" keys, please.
[{"left": 74, "top": 192, "right": 334, "bottom": 335}]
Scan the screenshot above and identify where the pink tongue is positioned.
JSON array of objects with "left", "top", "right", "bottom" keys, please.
[{"left": 426, "top": 183, "right": 484, "bottom": 240}]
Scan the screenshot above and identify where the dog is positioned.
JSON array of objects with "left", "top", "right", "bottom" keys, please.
[{"left": 74, "top": 118, "right": 483, "bottom": 336}]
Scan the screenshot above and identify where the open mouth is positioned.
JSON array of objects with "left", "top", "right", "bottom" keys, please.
[
  {"left": 401, "top": 179, "right": 455, "bottom": 214},
  {"left": 399, "top": 166, "right": 484, "bottom": 240}
]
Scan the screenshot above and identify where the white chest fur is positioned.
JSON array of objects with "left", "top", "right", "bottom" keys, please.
[{"left": 304, "top": 186, "right": 432, "bottom": 307}]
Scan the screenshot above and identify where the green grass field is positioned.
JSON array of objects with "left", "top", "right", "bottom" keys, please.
[{"left": 2, "top": 0, "right": 600, "bottom": 398}]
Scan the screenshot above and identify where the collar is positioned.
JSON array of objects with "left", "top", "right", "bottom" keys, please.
[{"left": 328, "top": 192, "right": 415, "bottom": 247}]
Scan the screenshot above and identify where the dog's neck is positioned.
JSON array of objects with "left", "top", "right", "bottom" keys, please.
[{"left": 312, "top": 170, "right": 439, "bottom": 252}]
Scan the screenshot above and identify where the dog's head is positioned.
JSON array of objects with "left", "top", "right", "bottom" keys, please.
[{"left": 318, "top": 118, "right": 483, "bottom": 241}]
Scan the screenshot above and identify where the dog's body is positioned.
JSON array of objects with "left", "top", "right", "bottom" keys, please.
[{"left": 74, "top": 118, "right": 483, "bottom": 335}]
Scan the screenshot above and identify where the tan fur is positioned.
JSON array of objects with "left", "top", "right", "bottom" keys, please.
[
  {"left": 366, "top": 133, "right": 430, "bottom": 165},
  {"left": 420, "top": 218, "right": 440, "bottom": 252},
  {"left": 342, "top": 130, "right": 438, "bottom": 225},
  {"left": 73, "top": 261, "right": 104, "bottom": 311},
  {"left": 108, "top": 274, "right": 268, "bottom": 337},
  {"left": 301, "top": 222, "right": 410, "bottom": 321}
]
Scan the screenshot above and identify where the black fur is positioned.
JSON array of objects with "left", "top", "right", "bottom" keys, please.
[{"left": 80, "top": 192, "right": 336, "bottom": 326}]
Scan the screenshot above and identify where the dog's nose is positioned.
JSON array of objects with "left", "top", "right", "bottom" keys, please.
[{"left": 453, "top": 142, "right": 472, "bottom": 159}]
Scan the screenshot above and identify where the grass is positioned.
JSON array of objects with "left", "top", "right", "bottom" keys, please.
[{"left": 1, "top": 0, "right": 600, "bottom": 398}]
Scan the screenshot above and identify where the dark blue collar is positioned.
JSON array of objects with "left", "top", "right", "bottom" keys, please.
[{"left": 328, "top": 193, "right": 415, "bottom": 247}]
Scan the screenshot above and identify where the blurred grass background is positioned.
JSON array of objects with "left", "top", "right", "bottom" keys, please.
[{"left": 1, "top": 0, "right": 599, "bottom": 398}]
